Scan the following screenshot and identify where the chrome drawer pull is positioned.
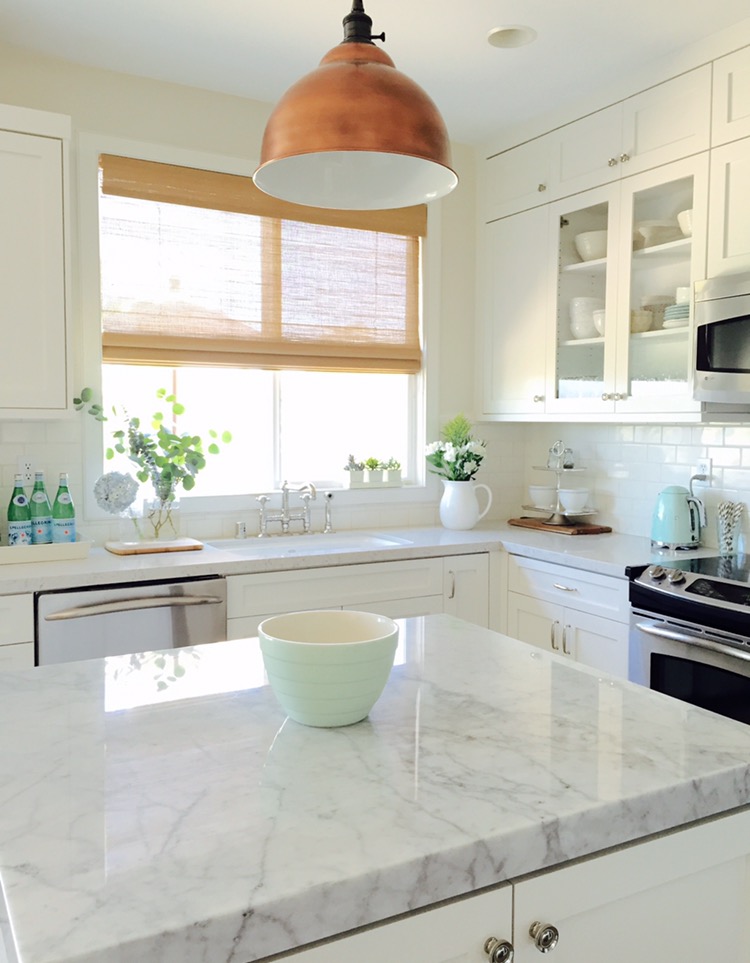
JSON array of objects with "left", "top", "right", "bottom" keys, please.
[
  {"left": 552, "top": 583, "right": 577, "bottom": 593},
  {"left": 45, "top": 595, "right": 224, "bottom": 620}
]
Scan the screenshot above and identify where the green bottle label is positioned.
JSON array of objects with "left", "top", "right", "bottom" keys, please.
[
  {"left": 12, "top": 494, "right": 28, "bottom": 508},
  {"left": 8, "top": 521, "right": 32, "bottom": 546}
]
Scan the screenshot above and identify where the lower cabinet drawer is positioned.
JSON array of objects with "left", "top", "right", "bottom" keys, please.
[
  {"left": 228, "top": 558, "right": 444, "bottom": 618},
  {"left": 508, "top": 555, "right": 628, "bottom": 622}
]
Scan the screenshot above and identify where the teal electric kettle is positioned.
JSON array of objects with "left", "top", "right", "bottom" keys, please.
[{"left": 651, "top": 485, "right": 704, "bottom": 550}]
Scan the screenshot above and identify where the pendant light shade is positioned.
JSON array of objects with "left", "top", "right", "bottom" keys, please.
[{"left": 253, "top": 1, "right": 458, "bottom": 210}]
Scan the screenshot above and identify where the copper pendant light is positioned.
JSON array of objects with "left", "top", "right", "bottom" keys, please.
[{"left": 253, "top": 0, "right": 458, "bottom": 210}]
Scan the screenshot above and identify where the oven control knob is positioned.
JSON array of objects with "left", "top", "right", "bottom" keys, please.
[
  {"left": 667, "top": 569, "right": 686, "bottom": 584},
  {"left": 647, "top": 566, "right": 666, "bottom": 580}
]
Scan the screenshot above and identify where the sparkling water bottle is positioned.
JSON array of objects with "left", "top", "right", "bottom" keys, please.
[
  {"left": 7, "top": 474, "right": 32, "bottom": 546},
  {"left": 30, "top": 471, "right": 53, "bottom": 545},
  {"left": 52, "top": 472, "right": 76, "bottom": 543}
]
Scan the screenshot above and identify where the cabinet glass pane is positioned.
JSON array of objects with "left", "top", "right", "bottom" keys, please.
[
  {"left": 626, "top": 175, "right": 693, "bottom": 399},
  {"left": 554, "top": 201, "right": 608, "bottom": 400}
]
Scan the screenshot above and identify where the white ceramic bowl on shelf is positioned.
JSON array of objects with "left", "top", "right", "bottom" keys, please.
[
  {"left": 558, "top": 488, "right": 589, "bottom": 513},
  {"left": 634, "top": 219, "right": 682, "bottom": 248},
  {"left": 258, "top": 610, "right": 398, "bottom": 728},
  {"left": 569, "top": 297, "right": 604, "bottom": 339},
  {"left": 574, "top": 230, "right": 607, "bottom": 261},
  {"left": 528, "top": 485, "right": 556, "bottom": 509},
  {"left": 630, "top": 308, "right": 653, "bottom": 333},
  {"left": 677, "top": 209, "right": 693, "bottom": 237},
  {"left": 592, "top": 309, "right": 605, "bottom": 335}
]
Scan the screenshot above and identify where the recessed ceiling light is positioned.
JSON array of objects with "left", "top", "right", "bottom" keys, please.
[{"left": 487, "top": 25, "right": 537, "bottom": 48}]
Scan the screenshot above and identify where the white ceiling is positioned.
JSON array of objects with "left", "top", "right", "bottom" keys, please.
[{"left": 1, "top": 0, "right": 749, "bottom": 145}]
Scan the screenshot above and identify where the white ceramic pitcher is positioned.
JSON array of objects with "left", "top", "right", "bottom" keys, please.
[{"left": 439, "top": 480, "right": 493, "bottom": 531}]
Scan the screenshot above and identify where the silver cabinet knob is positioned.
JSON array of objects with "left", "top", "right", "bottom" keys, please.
[
  {"left": 529, "top": 921, "right": 560, "bottom": 953},
  {"left": 620, "top": 152, "right": 630, "bottom": 162},
  {"left": 533, "top": 394, "right": 545, "bottom": 403},
  {"left": 607, "top": 156, "right": 618, "bottom": 167},
  {"left": 485, "top": 937, "right": 514, "bottom": 963},
  {"left": 537, "top": 183, "right": 547, "bottom": 192},
  {"left": 601, "top": 392, "right": 611, "bottom": 401}
]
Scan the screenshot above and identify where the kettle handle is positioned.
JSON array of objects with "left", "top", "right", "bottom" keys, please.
[{"left": 687, "top": 495, "right": 706, "bottom": 528}]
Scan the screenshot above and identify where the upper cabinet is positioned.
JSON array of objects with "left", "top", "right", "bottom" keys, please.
[
  {"left": 707, "top": 136, "right": 750, "bottom": 278},
  {"left": 545, "top": 155, "right": 708, "bottom": 418},
  {"left": 712, "top": 46, "right": 750, "bottom": 146},
  {"left": 480, "top": 66, "right": 711, "bottom": 223},
  {"left": 0, "top": 105, "right": 71, "bottom": 417}
]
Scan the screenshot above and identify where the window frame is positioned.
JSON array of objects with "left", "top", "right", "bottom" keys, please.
[{"left": 75, "top": 133, "right": 443, "bottom": 525}]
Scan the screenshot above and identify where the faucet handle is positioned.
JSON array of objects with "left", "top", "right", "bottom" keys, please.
[{"left": 256, "top": 494, "right": 269, "bottom": 506}]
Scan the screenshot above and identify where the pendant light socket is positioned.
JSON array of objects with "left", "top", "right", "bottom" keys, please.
[{"left": 487, "top": 25, "right": 537, "bottom": 48}]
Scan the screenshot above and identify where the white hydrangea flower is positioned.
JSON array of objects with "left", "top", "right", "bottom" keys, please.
[
  {"left": 425, "top": 441, "right": 442, "bottom": 456},
  {"left": 94, "top": 472, "right": 139, "bottom": 515},
  {"left": 442, "top": 443, "right": 457, "bottom": 462}
]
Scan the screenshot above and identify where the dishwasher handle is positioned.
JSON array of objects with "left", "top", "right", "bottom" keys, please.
[{"left": 44, "top": 595, "right": 225, "bottom": 621}]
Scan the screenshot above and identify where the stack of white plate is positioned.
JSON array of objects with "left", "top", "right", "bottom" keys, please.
[{"left": 662, "top": 303, "right": 690, "bottom": 328}]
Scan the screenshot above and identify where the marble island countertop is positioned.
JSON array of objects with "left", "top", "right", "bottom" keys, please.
[
  {"left": 1, "top": 614, "right": 750, "bottom": 963},
  {"left": 0, "top": 522, "right": 707, "bottom": 595}
]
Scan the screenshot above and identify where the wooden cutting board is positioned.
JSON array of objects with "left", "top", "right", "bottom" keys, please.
[
  {"left": 508, "top": 517, "right": 612, "bottom": 536},
  {"left": 104, "top": 537, "right": 204, "bottom": 555}
]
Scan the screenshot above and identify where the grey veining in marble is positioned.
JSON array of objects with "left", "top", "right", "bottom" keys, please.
[{"left": 1, "top": 614, "right": 750, "bottom": 962}]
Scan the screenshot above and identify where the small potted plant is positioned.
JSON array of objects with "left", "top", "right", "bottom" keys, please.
[
  {"left": 364, "top": 457, "right": 384, "bottom": 484},
  {"left": 344, "top": 455, "right": 365, "bottom": 487},
  {"left": 383, "top": 457, "right": 402, "bottom": 486}
]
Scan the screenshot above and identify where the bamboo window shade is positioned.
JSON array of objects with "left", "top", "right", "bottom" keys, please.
[{"left": 99, "top": 155, "right": 426, "bottom": 373}]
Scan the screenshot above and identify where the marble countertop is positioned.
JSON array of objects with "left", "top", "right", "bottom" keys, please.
[
  {"left": 1, "top": 614, "right": 749, "bottom": 963},
  {"left": 0, "top": 523, "right": 699, "bottom": 595}
]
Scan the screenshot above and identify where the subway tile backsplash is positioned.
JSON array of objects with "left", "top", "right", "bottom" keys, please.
[{"left": 2, "top": 417, "right": 750, "bottom": 551}]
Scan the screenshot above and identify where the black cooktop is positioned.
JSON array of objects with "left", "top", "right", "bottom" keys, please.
[{"left": 669, "top": 553, "right": 750, "bottom": 583}]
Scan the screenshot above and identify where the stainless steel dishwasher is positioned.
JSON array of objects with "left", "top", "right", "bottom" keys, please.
[{"left": 36, "top": 576, "right": 227, "bottom": 665}]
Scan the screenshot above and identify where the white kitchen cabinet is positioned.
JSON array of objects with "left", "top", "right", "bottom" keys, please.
[
  {"left": 480, "top": 67, "right": 710, "bottom": 223},
  {"left": 712, "top": 45, "right": 750, "bottom": 146},
  {"left": 442, "top": 553, "right": 489, "bottom": 624},
  {"left": 479, "top": 206, "right": 549, "bottom": 417},
  {"left": 549, "top": 66, "right": 711, "bottom": 200},
  {"left": 0, "top": 594, "right": 34, "bottom": 670},
  {"left": 506, "top": 555, "right": 629, "bottom": 678},
  {"left": 707, "top": 135, "right": 750, "bottom": 277},
  {"left": 226, "top": 554, "right": 490, "bottom": 639},
  {"left": 0, "top": 105, "right": 71, "bottom": 416},
  {"left": 545, "top": 153, "right": 707, "bottom": 419},
  {"left": 481, "top": 134, "right": 553, "bottom": 221},
  {"left": 280, "top": 808, "right": 750, "bottom": 963}
]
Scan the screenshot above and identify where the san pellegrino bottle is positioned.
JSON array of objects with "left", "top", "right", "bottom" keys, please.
[
  {"left": 52, "top": 473, "right": 76, "bottom": 543},
  {"left": 7, "top": 474, "right": 32, "bottom": 546},
  {"left": 30, "top": 471, "right": 53, "bottom": 545}
]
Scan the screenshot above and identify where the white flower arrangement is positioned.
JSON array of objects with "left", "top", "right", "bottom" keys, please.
[
  {"left": 94, "top": 472, "right": 139, "bottom": 515},
  {"left": 425, "top": 414, "right": 487, "bottom": 481}
]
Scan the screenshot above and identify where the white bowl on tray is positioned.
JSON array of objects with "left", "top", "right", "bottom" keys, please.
[
  {"left": 528, "top": 485, "right": 556, "bottom": 509},
  {"left": 569, "top": 297, "right": 604, "bottom": 339},
  {"left": 558, "top": 488, "right": 589, "bottom": 514}
]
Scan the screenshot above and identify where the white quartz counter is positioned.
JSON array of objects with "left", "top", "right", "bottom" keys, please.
[
  {"left": 1, "top": 614, "right": 749, "bottom": 963},
  {"left": 0, "top": 523, "right": 699, "bottom": 595}
]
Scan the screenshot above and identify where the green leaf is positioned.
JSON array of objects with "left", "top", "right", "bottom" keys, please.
[
  {"left": 105, "top": 447, "right": 115, "bottom": 460},
  {"left": 182, "top": 476, "right": 195, "bottom": 490},
  {"left": 81, "top": 387, "right": 93, "bottom": 402},
  {"left": 172, "top": 402, "right": 185, "bottom": 415},
  {"left": 208, "top": 443, "right": 219, "bottom": 455},
  {"left": 222, "top": 431, "right": 232, "bottom": 443}
]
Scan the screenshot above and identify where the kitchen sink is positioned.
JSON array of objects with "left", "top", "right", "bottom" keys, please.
[{"left": 206, "top": 532, "right": 413, "bottom": 558}]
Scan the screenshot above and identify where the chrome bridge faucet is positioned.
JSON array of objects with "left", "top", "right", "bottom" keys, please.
[{"left": 257, "top": 481, "right": 316, "bottom": 536}]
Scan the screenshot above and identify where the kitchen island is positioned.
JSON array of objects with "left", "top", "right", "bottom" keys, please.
[{"left": 1, "top": 614, "right": 749, "bottom": 962}]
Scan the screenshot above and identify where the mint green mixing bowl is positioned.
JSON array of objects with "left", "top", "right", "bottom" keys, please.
[{"left": 258, "top": 610, "right": 399, "bottom": 727}]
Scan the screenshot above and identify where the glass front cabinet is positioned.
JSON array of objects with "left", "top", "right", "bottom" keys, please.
[{"left": 545, "top": 154, "right": 708, "bottom": 417}]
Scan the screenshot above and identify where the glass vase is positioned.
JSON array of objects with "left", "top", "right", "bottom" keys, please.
[{"left": 138, "top": 498, "right": 181, "bottom": 541}]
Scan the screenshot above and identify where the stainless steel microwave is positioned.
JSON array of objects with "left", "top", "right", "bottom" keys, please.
[{"left": 694, "top": 273, "right": 750, "bottom": 404}]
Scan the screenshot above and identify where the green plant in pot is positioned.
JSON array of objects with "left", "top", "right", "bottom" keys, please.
[{"left": 75, "top": 387, "right": 231, "bottom": 540}]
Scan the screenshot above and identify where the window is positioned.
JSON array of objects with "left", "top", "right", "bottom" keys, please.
[{"left": 97, "top": 156, "right": 425, "bottom": 495}]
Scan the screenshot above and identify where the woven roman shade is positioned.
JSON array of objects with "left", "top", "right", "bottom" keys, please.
[{"left": 99, "top": 155, "right": 425, "bottom": 373}]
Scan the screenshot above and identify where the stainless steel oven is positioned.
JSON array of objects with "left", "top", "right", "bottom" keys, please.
[{"left": 629, "top": 555, "right": 750, "bottom": 725}]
